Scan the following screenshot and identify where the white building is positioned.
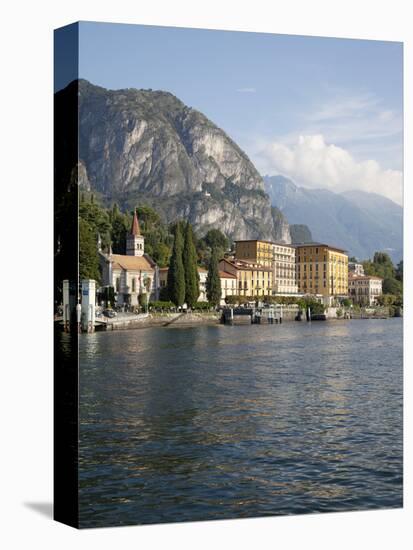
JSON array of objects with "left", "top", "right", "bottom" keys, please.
[
  {"left": 272, "top": 242, "right": 298, "bottom": 294},
  {"left": 349, "top": 262, "right": 365, "bottom": 276},
  {"left": 159, "top": 266, "right": 208, "bottom": 302},
  {"left": 99, "top": 211, "right": 159, "bottom": 306},
  {"left": 219, "top": 270, "right": 237, "bottom": 304},
  {"left": 348, "top": 272, "right": 383, "bottom": 305},
  {"left": 198, "top": 268, "right": 208, "bottom": 301}
]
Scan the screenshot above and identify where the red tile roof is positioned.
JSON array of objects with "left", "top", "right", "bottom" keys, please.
[
  {"left": 111, "top": 254, "right": 154, "bottom": 271},
  {"left": 219, "top": 271, "right": 236, "bottom": 279},
  {"left": 220, "top": 258, "right": 272, "bottom": 271},
  {"left": 348, "top": 273, "right": 383, "bottom": 281}
]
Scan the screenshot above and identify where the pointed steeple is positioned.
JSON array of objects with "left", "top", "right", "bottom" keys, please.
[
  {"left": 126, "top": 209, "right": 145, "bottom": 257},
  {"left": 130, "top": 210, "right": 141, "bottom": 236}
]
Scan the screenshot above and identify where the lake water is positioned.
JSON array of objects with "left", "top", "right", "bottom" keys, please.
[{"left": 78, "top": 319, "right": 403, "bottom": 528}]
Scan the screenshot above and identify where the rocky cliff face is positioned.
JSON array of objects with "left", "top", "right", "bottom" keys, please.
[{"left": 77, "top": 80, "right": 291, "bottom": 242}]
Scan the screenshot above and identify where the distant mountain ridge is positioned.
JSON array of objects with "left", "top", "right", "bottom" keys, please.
[{"left": 264, "top": 175, "right": 403, "bottom": 262}]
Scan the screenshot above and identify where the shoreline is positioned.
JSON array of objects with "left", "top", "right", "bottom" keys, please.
[
  {"left": 91, "top": 311, "right": 396, "bottom": 332},
  {"left": 101, "top": 312, "right": 221, "bottom": 331},
  {"left": 56, "top": 310, "right": 399, "bottom": 334}
]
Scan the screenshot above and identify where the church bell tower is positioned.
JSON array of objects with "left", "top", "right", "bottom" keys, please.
[{"left": 126, "top": 210, "right": 144, "bottom": 256}]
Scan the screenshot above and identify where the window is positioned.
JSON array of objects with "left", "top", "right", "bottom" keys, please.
[
  {"left": 116, "top": 277, "right": 120, "bottom": 292},
  {"left": 132, "top": 278, "right": 136, "bottom": 292}
]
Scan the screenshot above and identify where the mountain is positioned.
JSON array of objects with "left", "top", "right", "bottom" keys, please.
[
  {"left": 264, "top": 175, "right": 403, "bottom": 262},
  {"left": 290, "top": 224, "right": 313, "bottom": 244},
  {"left": 72, "top": 80, "right": 290, "bottom": 243}
]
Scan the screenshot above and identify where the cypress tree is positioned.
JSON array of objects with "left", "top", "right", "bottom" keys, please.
[
  {"left": 206, "top": 247, "right": 221, "bottom": 306},
  {"left": 167, "top": 223, "right": 185, "bottom": 306},
  {"left": 183, "top": 221, "right": 200, "bottom": 307}
]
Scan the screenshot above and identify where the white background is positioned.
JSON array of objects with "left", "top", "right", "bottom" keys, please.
[{"left": 0, "top": 1, "right": 411, "bottom": 547}]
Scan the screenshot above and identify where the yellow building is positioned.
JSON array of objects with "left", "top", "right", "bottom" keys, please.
[
  {"left": 295, "top": 243, "right": 348, "bottom": 298},
  {"left": 234, "top": 239, "right": 297, "bottom": 294},
  {"left": 219, "top": 258, "right": 273, "bottom": 297},
  {"left": 234, "top": 240, "right": 273, "bottom": 267}
]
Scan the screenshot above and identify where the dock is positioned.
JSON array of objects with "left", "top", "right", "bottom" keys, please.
[{"left": 222, "top": 305, "right": 300, "bottom": 325}]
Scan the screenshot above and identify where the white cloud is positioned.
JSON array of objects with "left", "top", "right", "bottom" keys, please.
[
  {"left": 258, "top": 134, "right": 403, "bottom": 205},
  {"left": 236, "top": 87, "right": 256, "bottom": 93},
  {"left": 291, "top": 91, "right": 403, "bottom": 170}
]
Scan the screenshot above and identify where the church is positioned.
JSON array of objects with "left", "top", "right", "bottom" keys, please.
[{"left": 99, "top": 210, "right": 159, "bottom": 306}]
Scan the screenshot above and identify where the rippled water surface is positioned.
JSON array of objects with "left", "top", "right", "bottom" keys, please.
[{"left": 78, "top": 319, "right": 403, "bottom": 527}]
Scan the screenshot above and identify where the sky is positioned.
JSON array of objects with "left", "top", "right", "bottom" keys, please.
[{"left": 68, "top": 21, "right": 403, "bottom": 204}]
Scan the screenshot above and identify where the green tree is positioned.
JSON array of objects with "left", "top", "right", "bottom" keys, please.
[
  {"left": 198, "top": 228, "right": 229, "bottom": 266},
  {"left": 110, "top": 203, "right": 129, "bottom": 254},
  {"left": 135, "top": 205, "right": 161, "bottom": 231},
  {"left": 206, "top": 248, "right": 221, "bottom": 306},
  {"left": 376, "top": 294, "right": 396, "bottom": 307},
  {"left": 79, "top": 218, "right": 100, "bottom": 282},
  {"left": 363, "top": 251, "right": 403, "bottom": 301},
  {"left": 363, "top": 252, "right": 395, "bottom": 279},
  {"left": 297, "top": 297, "right": 325, "bottom": 315},
  {"left": 79, "top": 200, "right": 111, "bottom": 250},
  {"left": 167, "top": 223, "right": 185, "bottom": 306},
  {"left": 183, "top": 222, "right": 200, "bottom": 307},
  {"left": 159, "top": 286, "right": 170, "bottom": 301},
  {"left": 152, "top": 242, "right": 171, "bottom": 267},
  {"left": 131, "top": 204, "right": 172, "bottom": 266},
  {"left": 383, "top": 277, "right": 402, "bottom": 295},
  {"left": 396, "top": 260, "right": 403, "bottom": 282},
  {"left": 203, "top": 228, "right": 229, "bottom": 251},
  {"left": 138, "top": 292, "right": 148, "bottom": 309}
]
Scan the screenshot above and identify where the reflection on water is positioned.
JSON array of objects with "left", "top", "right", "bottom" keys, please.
[{"left": 79, "top": 319, "right": 403, "bottom": 527}]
